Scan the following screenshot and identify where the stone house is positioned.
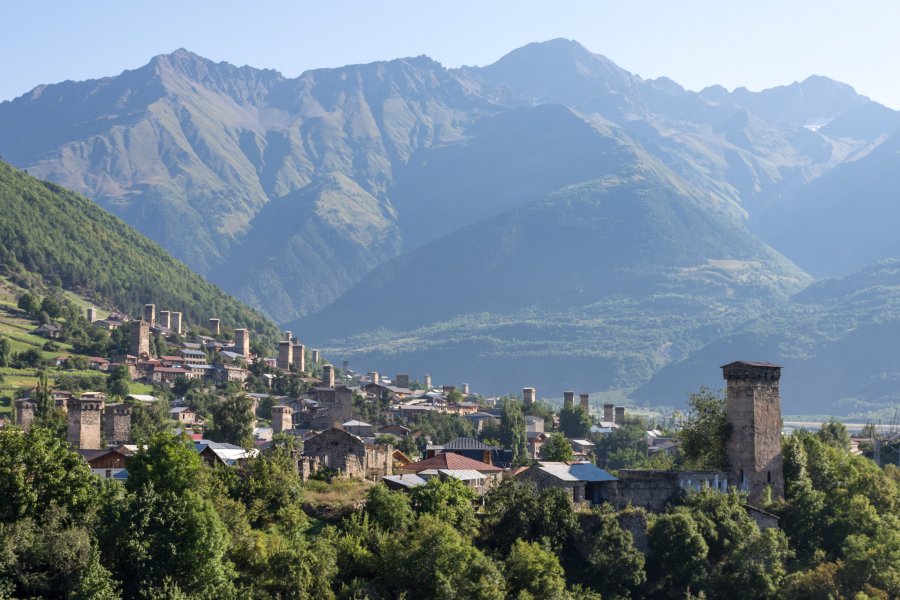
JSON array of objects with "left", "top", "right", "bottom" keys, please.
[{"left": 301, "top": 428, "right": 393, "bottom": 481}]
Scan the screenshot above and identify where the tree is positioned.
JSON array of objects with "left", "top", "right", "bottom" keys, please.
[
  {"left": 541, "top": 432, "right": 575, "bottom": 462},
  {"left": 505, "top": 539, "right": 568, "bottom": 599},
  {"left": 678, "top": 387, "right": 730, "bottom": 470},
  {"left": 817, "top": 417, "right": 851, "bottom": 452},
  {"left": 126, "top": 432, "right": 202, "bottom": 496},
  {"left": 559, "top": 405, "right": 591, "bottom": 438},
  {"left": 500, "top": 399, "right": 529, "bottom": 467},
  {"left": 209, "top": 395, "right": 254, "bottom": 448},
  {"left": 647, "top": 509, "right": 709, "bottom": 598},
  {"left": 409, "top": 477, "right": 479, "bottom": 537},
  {"left": 33, "top": 369, "right": 53, "bottom": 421},
  {"left": 232, "top": 439, "right": 307, "bottom": 533},
  {"left": 106, "top": 365, "right": 131, "bottom": 399},
  {"left": 129, "top": 399, "right": 171, "bottom": 442},
  {"left": 17, "top": 292, "right": 39, "bottom": 315},
  {"left": 0, "top": 336, "right": 10, "bottom": 368},
  {"left": 581, "top": 506, "right": 647, "bottom": 598},
  {"left": 365, "top": 483, "right": 414, "bottom": 532},
  {"left": 39, "top": 296, "right": 63, "bottom": 320},
  {"left": 594, "top": 415, "right": 648, "bottom": 469},
  {"left": 480, "top": 480, "right": 579, "bottom": 555}
]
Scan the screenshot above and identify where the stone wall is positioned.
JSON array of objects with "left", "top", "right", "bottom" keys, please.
[
  {"left": 104, "top": 404, "right": 132, "bottom": 445},
  {"left": 14, "top": 399, "right": 35, "bottom": 431},
  {"left": 129, "top": 320, "right": 150, "bottom": 358},
  {"left": 271, "top": 405, "right": 293, "bottom": 433},
  {"left": 67, "top": 398, "right": 104, "bottom": 449},
  {"left": 302, "top": 428, "right": 367, "bottom": 479}
]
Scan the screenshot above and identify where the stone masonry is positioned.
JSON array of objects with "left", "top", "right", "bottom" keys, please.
[
  {"left": 523, "top": 387, "right": 536, "bottom": 407},
  {"left": 104, "top": 404, "right": 132, "bottom": 445},
  {"left": 14, "top": 399, "right": 36, "bottom": 431},
  {"left": 272, "top": 405, "right": 293, "bottom": 433},
  {"left": 129, "top": 320, "right": 150, "bottom": 358},
  {"left": 277, "top": 340, "right": 293, "bottom": 371},
  {"left": 67, "top": 397, "right": 104, "bottom": 449},
  {"left": 723, "top": 361, "right": 784, "bottom": 503}
]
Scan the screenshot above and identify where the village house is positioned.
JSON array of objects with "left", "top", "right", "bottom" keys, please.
[
  {"left": 169, "top": 406, "right": 200, "bottom": 426},
  {"left": 342, "top": 419, "right": 375, "bottom": 437},
  {"left": 300, "top": 427, "right": 393, "bottom": 481},
  {"left": 517, "top": 461, "right": 618, "bottom": 505},
  {"left": 399, "top": 452, "right": 504, "bottom": 495},
  {"left": 425, "top": 437, "right": 510, "bottom": 467},
  {"left": 195, "top": 440, "right": 257, "bottom": 466}
]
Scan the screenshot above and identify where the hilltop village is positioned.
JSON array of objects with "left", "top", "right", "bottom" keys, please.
[{"left": 6, "top": 298, "right": 806, "bottom": 511}]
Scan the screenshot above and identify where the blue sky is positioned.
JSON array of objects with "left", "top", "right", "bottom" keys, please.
[{"left": 3, "top": 0, "right": 899, "bottom": 107}]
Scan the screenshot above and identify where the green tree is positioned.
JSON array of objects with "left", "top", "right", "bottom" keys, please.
[
  {"left": 33, "top": 369, "right": 53, "bottom": 421},
  {"left": 817, "top": 417, "right": 851, "bottom": 452},
  {"left": 39, "top": 295, "right": 63, "bottom": 320},
  {"left": 409, "top": 477, "right": 479, "bottom": 537},
  {"left": 541, "top": 432, "right": 575, "bottom": 462},
  {"left": 17, "top": 292, "right": 39, "bottom": 315},
  {"left": 581, "top": 506, "right": 647, "bottom": 598},
  {"left": 129, "top": 399, "right": 172, "bottom": 442},
  {"left": 504, "top": 539, "right": 568, "bottom": 599},
  {"left": 106, "top": 364, "right": 131, "bottom": 399},
  {"left": 209, "top": 394, "right": 255, "bottom": 448},
  {"left": 559, "top": 405, "right": 591, "bottom": 438},
  {"left": 0, "top": 336, "right": 10, "bottom": 367},
  {"left": 647, "top": 509, "right": 709, "bottom": 598},
  {"left": 678, "top": 387, "right": 730, "bottom": 470},
  {"left": 126, "top": 432, "right": 202, "bottom": 496},
  {"left": 594, "top": 415, "right": 648, "bottom": 469},
  {"left": 232, "top": 440, "right": 307, "bottom": 533},
  {"left": 365, "top": 483, "right": 414, "bottom": 532},
  {"left": 480, "top": 480, "right": 579, "bottom": 554},
  {"left": 500, "top": 399, "right": 529, "bottom": 467}
]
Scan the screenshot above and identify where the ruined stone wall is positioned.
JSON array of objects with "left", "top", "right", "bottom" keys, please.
[
  {"left": 104, "top": 405, "right": 132, "bottom": 445},
  {"left": 365, "top": 444, "right": 394, "bottom": 478},
  {"left": 303, "top": 428, "right": 367, "bottom": 479}
]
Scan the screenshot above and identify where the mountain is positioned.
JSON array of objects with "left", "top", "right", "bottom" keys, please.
[
  {"left": 0, "top": 40, "right": 890, "bottom": 324},
  {"left": 293, "top": 169, "right": 810, "bottom": 394},
  {"left": 635, "top": 260, "right": 900, "bottom": 415},
  {"left": 0, "top": 161, "right": 278, "bottom": 342}
]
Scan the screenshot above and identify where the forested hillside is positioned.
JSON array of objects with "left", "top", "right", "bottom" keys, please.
[{"left": 0, "top": 161, "right": 277, "bottom": 341}]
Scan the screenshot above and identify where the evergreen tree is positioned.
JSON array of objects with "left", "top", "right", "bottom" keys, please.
[{"left": 500, "top": 399, "right": 529, "bottom": 467}]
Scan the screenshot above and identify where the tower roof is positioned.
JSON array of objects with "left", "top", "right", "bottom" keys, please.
[{"left": 720, "top": 361, "right": 781, "bottom": 369}]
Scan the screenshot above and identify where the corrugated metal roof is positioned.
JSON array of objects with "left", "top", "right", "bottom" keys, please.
[
  {"left": 441, "top": 437, "right": 498, "bottom": 450},
  {"left": 534, "top": 461, "right": 617, "bottom": 482},
  {"left": 438, "top": 469, "right": 487, "bottom": 481}
]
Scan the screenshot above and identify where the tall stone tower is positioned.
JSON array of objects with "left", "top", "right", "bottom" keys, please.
[
  {"left": 144, "top": 304, "right": 156, "bottom": 327},
  {"left": 563, "top": 391, "right": 575, "bottom": 410},
  {"left": 603, "top": 403, "right": 614, "bottom": 422},
  {"left": 614, "top": 406, "right": 625, "bottom": 423},
  {"left": 310, "top": 349, "right": 320, "bottom": 364},
  {"left": 104, "top": 404, "right": 132, "bottom": 445},
  {"left": 271, "top": 405, "right": 294, "bottom": 433},
  {"left": 234, "top": 329, "right": 250, "bottom": 358},
  {"left": 523, "top": 387, "right": 536, "bottom": 407},
  {"left": 722, "top": 361, "right": 784, "bottom": 503},
  {"left": 171, "top": 312, "right": 183, "bottom": 335},
  {"left": 424, "top": 374, "right": 432, "bottom": 390},
  {"left": 130, "top": 320, "right": 150, "bottom": 358},
  {"left": 580, "top": 393, "right": 590, "bottom": 413},
  {"left": 322, "top": 364, "right": 335, "bottom": 388},
  {"left": 159, "top": 310, "right": 171, "bottom": 329},
  {"left": 294, "top": 343, "right": 305, "bottom": 372},
  {"left": 277, "top": 341, "right": 293, "bottom": 370},
  {"left": 14, "top": 399, "right": 36, "bottom": 431},
  {"left": 395, "top": 373, "right": 410, "bottom": 389},
  {"left": 86, "top": 307, "right": 97, "bottom": 323},
  {"left": 209, "top": 318, "right": 221, "bottom": 335},
  {"left": 67, "top": 397, "right": 104, "bottom": 449}
]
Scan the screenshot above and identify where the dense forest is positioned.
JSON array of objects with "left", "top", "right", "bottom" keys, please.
[
  {"left": 0, "top": 423, "right": 897, "bottom": 599},
  {"left": 0, "top": 161, "right": 277, "bottom": 343}
]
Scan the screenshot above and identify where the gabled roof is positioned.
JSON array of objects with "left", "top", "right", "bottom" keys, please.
[
  {"left": 402, "top": 452, "right": 502, "bottom": 473},
  {"left": 382, "top": 474, "right": 427, "bottom": 489},
  {"left": 529, "top": 461, "right": 617, "bottom": 483},
  {"left": 342, "top": 419, "right": 373, "bottom": 427},
  {"left": 437, "top": 437, "right": 499, "bottom": 451}
]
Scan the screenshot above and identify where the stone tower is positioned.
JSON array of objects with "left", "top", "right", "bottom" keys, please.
[
  {"left": 322, "top": 364, "right": 335, "bottom": 388},
  {"left": 395, "top": 373, "right": 410, "bottom": 389},
  {"left": 277, "top": 340, "right": 293, "bottom": 370},
  {"left": 603, "top": 403, "right": 614, "bottom": 422},
  {"left": 424, "top": 374, "right": 432, "bottom": 389},
  {"left": 171, "top": 312, "right": 183, "bottom": 335},
  {"left": 614, "top": 406, "right": 625, "bottom": 423},
  {"left": 462, "top": 383, "right": 470, "bottom": 395},
  {"left": 294, "top": 343, "right": 305, "bottom": 372},
  {"left": 272, "top": 405, "right": 293, "bottom": 433},
  {"left": 144, "top": 304, "right": 156, "bottom": 327},
  {"left": 523, "top": 387, "right": 536, "bottom": 407},
  {"left": 563, "top": 391, "right": 575, "bottom": 410},
  {"left": 86, "top": 307, "right": 97, "bottom": 323},
  {"left": 580, "top": 393, "right": 590, "bottom": 413},
  {"left": 130, "top": 320, "right": 150, "bottom": 358},
  {"left": 209, "top": 318, "right": 221, "bottom": 335},
  {"left": 14, "top": 399, "right": 36, "bottom": 431},
  {"left": 369, "top": 371, "right": 380, "bottom": 385},
  {"left": 722, "top": 361, "right": 784, "bottom": 503},
  {"left": 104, "top": 404, "right": 132, "bottom": 445},
  {"left": 234, "top": 329, "right": 250, "bottom": 358},
  {"left": 67, "top": 397, "right": 104, "bottom": 449},
  {"left": 159, "top": 310, "right": 171, "bottom": 330},
  {"left": 311, "top": 349, "right": 320, "bottom": 364},
  {"left": 283, "top": 330, "right": 292, "bottom": 341}
]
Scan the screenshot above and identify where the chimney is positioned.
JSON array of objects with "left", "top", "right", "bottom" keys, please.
[
  {"left": 563, "top": 391, "right": 575, "bottom": 410},
  {"left": 603, "top": 403, "right": 614, "bottom": 422},
  {"left": 144, "top": 304, "right": 156, "bottom": 327},
  {"left": 614, "top": 406, "right": 625, "bottom": 424},
  {"left": 171, "top": 312, "right": 183, "bottom": 335},
  {"left": 580, "top": 393, "right": 590, "bottom": 413},
  {"left": 523, "top": 387, "right": 536, "bottom": 407},
  {"left": 209, "top": 318, "right": 221, "bottom": 335},
  {"left": 277, "top": 340, "right": 293, "bottom": 370},
  {"left": 462, "top": 383, "right": 470, "bottom": 395},
  {"left": 322, "top": 364, "right": 335, "bottom": 388},
  {"left": 86, "top": 307, "right": 97, "bottom": 323},
  {"left": 369, "top": 371, "right": 380, "bottom": 385},
  {"left": 395, "top": 373, "right": 410, "bottom": 389},
  {"left": 424, "top": 374, "right": 432, "bottom": 389},
  {"left": 159, "top": 310, "right": 171, "bottom": 330}
]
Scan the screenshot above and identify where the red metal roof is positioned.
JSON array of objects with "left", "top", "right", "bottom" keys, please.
[{"left": 401, "top": 451, "right": 502, "bottom": 473}]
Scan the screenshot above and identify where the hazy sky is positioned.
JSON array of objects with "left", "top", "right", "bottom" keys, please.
[{"left": 3, "top": 0, "right": 899, "bottom": 107}]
